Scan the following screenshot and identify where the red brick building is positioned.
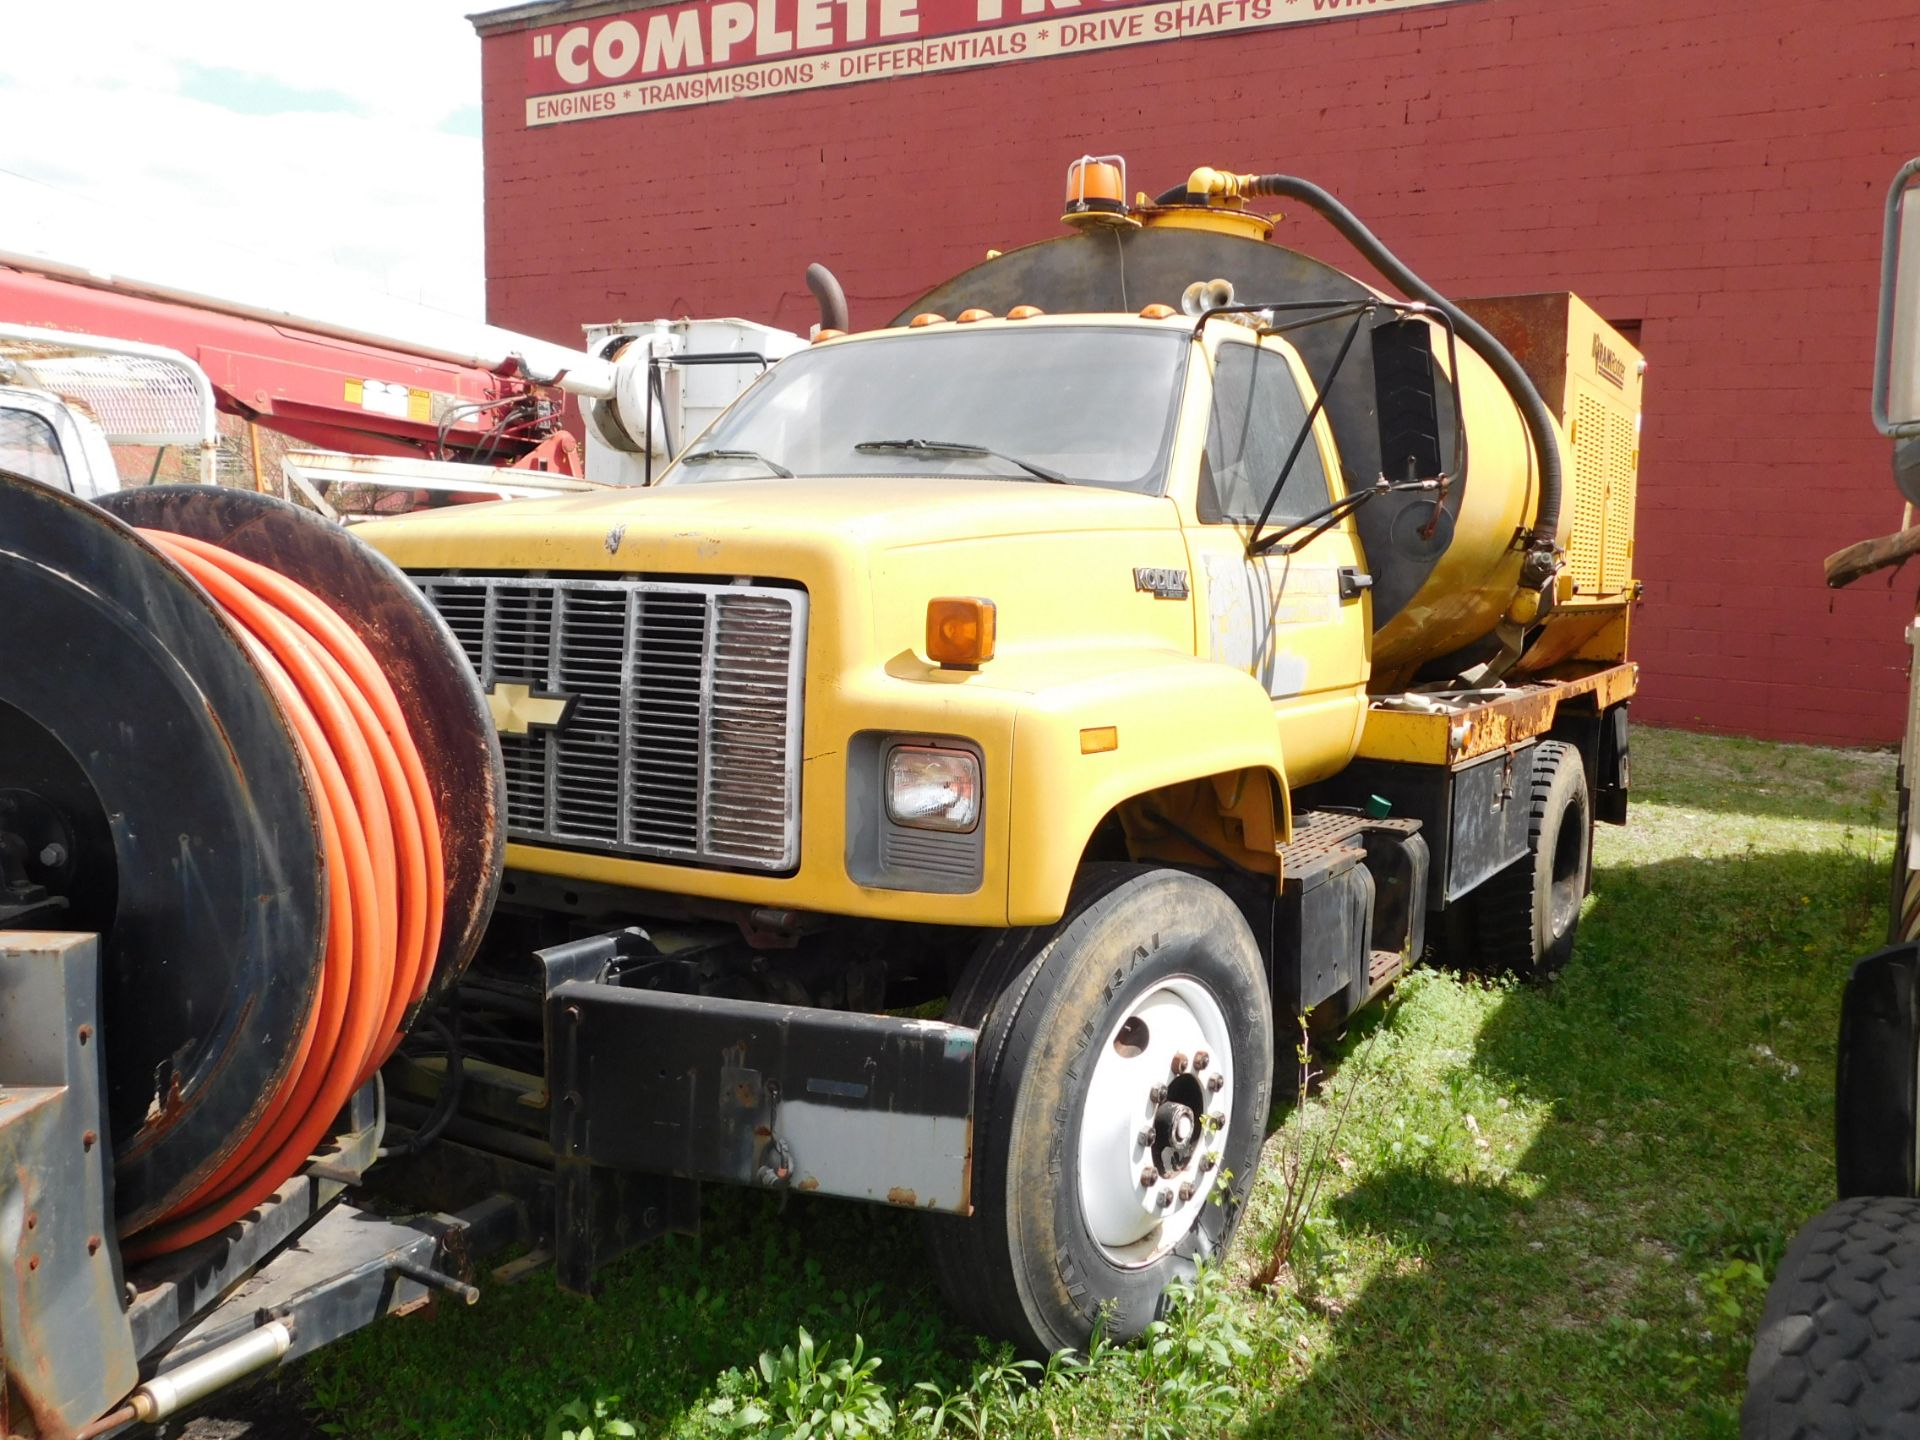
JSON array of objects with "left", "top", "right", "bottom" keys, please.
[{"left": 473, "top": 0, "right": 1919, "bottom": 745}]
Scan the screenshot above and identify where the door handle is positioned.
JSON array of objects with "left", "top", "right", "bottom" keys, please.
[{"left": 1338, "top": 567, "right": 1374, "bottom": 601}]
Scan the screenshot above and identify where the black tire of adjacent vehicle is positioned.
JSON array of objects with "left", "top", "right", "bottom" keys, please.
[
  {"left": 925, "top": 864, "right": 1274, "bottom": 1356},
  {"left": 1744, "top": 1196, "right": 1920, "bottom": 1438},
  {"left": 1474, "top": 739, "right": 1592, "bottom": 980}
]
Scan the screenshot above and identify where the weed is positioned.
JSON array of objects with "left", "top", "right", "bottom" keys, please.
[
  {"left": 543, "top": 1394, "right": 637, "bottom": 1440},
  {"left": 907, "top": 1354, "right": 1038, "bottom": 1437},
  {"left": 1251, "top": 1013, "right": 1387, "bottom": 1294},
  {"left": 1676, "top": 1204, "right": 1794, "bottom": 1274},
  {"left": 711, "top": 1327, "right": 893, "bottom": 1439},
  {"left": 1133, "top": 1267, "right": 1252, "bottom": 1439}
]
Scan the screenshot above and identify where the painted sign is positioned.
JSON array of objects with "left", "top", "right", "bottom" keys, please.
[{"left": 522, "top": 0, "right": 1463, "bottom": 125}]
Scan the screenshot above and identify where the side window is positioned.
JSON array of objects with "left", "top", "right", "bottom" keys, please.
[
  {"left": 1199, "top": 343, "right": 1331, "bottom": 526},
  {"left": 0, "top": 407, "right": 70, "bottom": 490}
]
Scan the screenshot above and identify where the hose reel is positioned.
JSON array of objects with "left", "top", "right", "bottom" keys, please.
[{"left": 0, "top": 473, "right": 503, "bottom": 1251}]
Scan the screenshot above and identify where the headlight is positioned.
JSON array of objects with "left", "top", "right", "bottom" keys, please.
[{"left": 886, "top": 745, "right": 981, "bottom": 832}]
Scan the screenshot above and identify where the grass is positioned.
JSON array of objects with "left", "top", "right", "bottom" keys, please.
[{"left": 302, "top": 726, "right": 1897, "bottom": 1439}]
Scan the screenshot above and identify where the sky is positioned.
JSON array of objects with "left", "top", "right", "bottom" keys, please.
[{"left": 0, "top": 1, "right": 496, "bottom": 322}]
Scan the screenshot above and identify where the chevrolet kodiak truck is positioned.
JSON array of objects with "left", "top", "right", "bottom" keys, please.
[{"left": 357, "top": 160, "right": 1642, "bottom": 1355}]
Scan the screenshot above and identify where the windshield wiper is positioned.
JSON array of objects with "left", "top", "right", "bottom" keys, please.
[
  {"left": 678, "top": 448, "right": 794, "bottom": 478},
  {"left": 853, "top": 438, "right": 1070, "bottom": 484}
]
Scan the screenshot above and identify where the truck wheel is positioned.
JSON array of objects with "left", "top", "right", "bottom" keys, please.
[
  {"left": 1475, "top": 740, "right": 1591, "bottom": 980},
  {"left": 926, "top": 864, "right": 1274, "bottom": 1356},
  {"left": 1745, "top": 1196, "right": 1920, "bottom": 1438}
]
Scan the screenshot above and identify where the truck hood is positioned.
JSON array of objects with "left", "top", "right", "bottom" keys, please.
[
  {"left": 355, "top": 474, "right": 1180, "bottom": 565},
  {"left": 360, "top": 474, "right": 1200, "bottom": 693}
]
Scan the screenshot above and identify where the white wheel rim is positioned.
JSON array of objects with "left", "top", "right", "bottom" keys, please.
[{"left": 1076, "top": 976, "right": 1235, "bottom": 1267}]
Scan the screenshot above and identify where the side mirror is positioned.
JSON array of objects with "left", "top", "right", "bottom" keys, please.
[
  {"left": 1372, "top": 317, "right": 1445, "bottom": 482},
  {"left": 1878, "top": 159, "right": 1920, "bottom": 437}
]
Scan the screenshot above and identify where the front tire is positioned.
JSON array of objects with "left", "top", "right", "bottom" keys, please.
[
  {"left": 926, "top": 864, "right": 1274, "bottom": 1356},
  {"left": 1745, "top": 1196, "right": 1920, "bottom": 1437}
]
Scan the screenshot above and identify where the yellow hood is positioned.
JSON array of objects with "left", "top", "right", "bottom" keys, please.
[{"left": 357, "top": 474, "right": 1178, "bottom": 573}]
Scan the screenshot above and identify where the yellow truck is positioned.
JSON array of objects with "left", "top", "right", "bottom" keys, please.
[
  {"left": 0, "top": 158, "right": 1645, "bottom": 1433},
  {"left": 359, "top": 159, "right": 1643, "bottom": 1354}
]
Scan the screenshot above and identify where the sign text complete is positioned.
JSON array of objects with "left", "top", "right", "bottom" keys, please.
[{"left": 523, "top": 0, "right": 1461, "bottom": 125}]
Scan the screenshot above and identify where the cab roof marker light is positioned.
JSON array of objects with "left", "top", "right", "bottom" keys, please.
[{"left": 927, "top": 597, "right": 996, "bottom": 668}]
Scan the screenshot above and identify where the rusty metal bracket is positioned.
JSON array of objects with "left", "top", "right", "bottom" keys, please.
[{"left": 0, "top": 932, "right": 138, "bottom": 1440}]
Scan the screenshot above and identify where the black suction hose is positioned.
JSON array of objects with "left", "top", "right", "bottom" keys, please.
[
  {"left": 380, "top": 1009, "right": 464, "bottom": 1161},
  {"left": 1159, "top": 176, "right": 1564, "bottom": 588},
  {"left": 806, "top": 262, "right": 850, "bottom": 333}
]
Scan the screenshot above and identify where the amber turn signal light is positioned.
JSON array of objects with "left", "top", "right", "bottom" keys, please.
[{"left": 927, "top": 597, "right": 996, "bottom": 668}]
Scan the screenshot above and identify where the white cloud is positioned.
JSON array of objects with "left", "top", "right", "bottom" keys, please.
[{"left": 0, "top": 1, "right": 490, "bottom": 319}]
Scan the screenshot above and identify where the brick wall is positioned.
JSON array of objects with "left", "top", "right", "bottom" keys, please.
[{"left": 478, "top": 0, "right": 1920, "bottom": 745}]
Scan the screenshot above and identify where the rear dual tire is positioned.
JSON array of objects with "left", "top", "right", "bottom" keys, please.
[
  {"left": 1436, "top": 740, "right": 1593, "bottom": 981},
  {"left": 927, "top": 864, "right": 1273, "bottom": 1356}
]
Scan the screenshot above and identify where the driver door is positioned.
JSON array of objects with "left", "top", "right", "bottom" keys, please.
[{"left": 1181, "top": 334, "right": 1372, "bottom": 786}]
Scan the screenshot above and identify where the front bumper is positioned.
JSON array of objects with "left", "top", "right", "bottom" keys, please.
[{"left": 539, "top": 931, "right": 977, "bottom": 1221}]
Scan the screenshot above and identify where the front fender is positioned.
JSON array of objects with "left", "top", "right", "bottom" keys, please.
[{"left": 1004, "top": 653, "right": 1287, "bottom": 924}]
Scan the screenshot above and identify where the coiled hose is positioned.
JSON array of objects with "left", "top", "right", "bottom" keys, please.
[
  {"left": 123, "top": 531, "right": 445, "bottom": 1258},
  {"left": 1159, "top": 172, "right": 1565, "bottom": 589}
]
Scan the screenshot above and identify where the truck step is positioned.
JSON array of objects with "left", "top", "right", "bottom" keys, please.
[
  {"left": 1366, "top": 948, "right": 1409, "bottom": 1002},
  {"left": 1278, "top": 809, "right": 1422, "bottom": 890}
]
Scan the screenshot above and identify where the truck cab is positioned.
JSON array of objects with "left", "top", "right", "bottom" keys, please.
[{"left": 0, "top": 379, "right": 121, "bottom": 499}]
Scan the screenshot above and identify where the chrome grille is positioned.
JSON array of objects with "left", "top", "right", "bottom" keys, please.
[{"left": 414, "top": 574, "right": 807, "bottom": 870}]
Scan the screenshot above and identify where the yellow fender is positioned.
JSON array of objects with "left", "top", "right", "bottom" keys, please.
[{"left": 1004, "top": 652, "right": 1288, "bottom": 924}]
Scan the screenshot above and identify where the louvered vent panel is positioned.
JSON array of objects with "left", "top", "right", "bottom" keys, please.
[
  {"left": 1601, "top": 404, "right": 1638, "bottom": 593},
  {"left": 1567, "top": 391, "right": 1610, "bottom": 597}
]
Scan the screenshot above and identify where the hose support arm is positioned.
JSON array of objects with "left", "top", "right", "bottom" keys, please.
[{"left": 1161, "top": 172, "right": 1565, "bottom": 587}]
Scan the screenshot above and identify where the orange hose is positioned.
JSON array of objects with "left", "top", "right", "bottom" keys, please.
[{"left": 123, "top": 531, "right": 444, "bottom": 1258}]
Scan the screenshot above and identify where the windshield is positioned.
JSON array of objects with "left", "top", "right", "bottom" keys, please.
[{"left": 662, "top": 325, "right": 1187, "bottom": 492}]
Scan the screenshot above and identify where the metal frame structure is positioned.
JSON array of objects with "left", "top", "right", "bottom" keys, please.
[{"left": 0, "top": 322, "right": 219, "bottom": 482}]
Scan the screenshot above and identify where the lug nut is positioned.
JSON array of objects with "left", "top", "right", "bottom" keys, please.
[
  {"left": 38, "top": 842, "right": 67, "bottom": 868},
  {"left": 1206, "top": 1073, "right": 1225, "bottom": 1093},
  {"left": 1148, "top": 1084, "right": 1168, "bottom": 1104},
  {"left": 1140, "top": 1166, "right": 1158, "bottom": 1187},
  {"left": 1178, "top": 1183, "right": 1196, "bottom": 1203},
  {"left": 1155, "top": 1187, "right": 1173, "bottom": 1209},
  {"left": 1136, "top": 1128, "right": 1153, "bottom": 1148},
  {"left": 1193, "top": 1050, "right": 1210, "bottom": 1072},
  {"left": 1200, "top": 1153, "right": 1217, "bottom": 1172},
  {"left": 1170, "top": 1053, "right": 1189, "bottom": 1075}
]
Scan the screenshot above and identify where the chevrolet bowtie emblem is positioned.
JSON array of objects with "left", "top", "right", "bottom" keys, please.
[{"left": 486, "top": 682, "right": 576, "bottom": 737}]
